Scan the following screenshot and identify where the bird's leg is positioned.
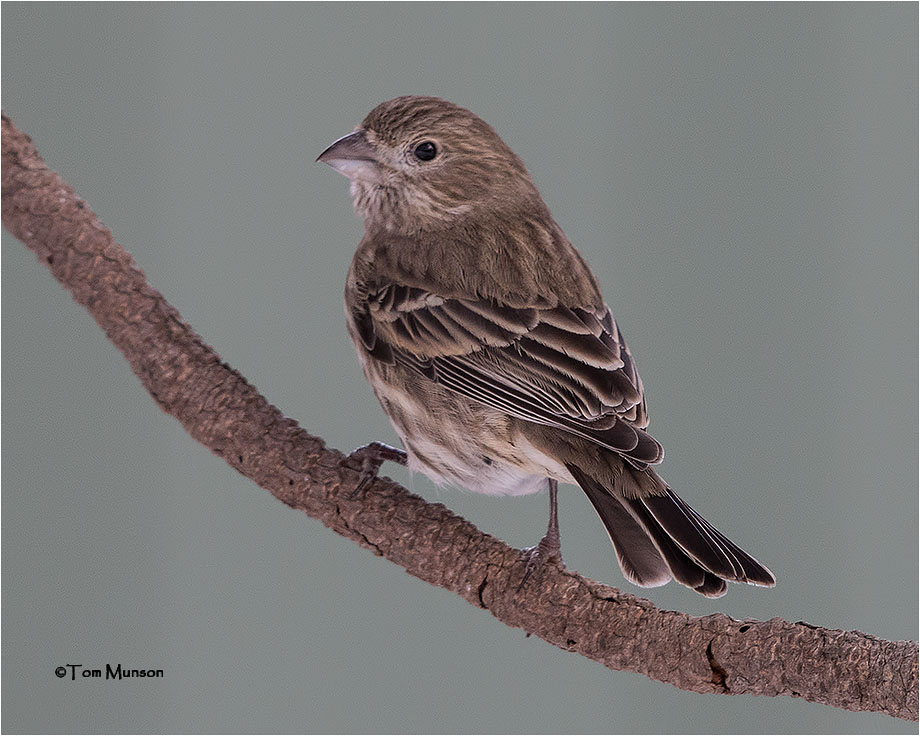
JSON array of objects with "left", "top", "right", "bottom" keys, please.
[
  {"left": 346, "top": 441, "right": 408, "bottom": 497},
  {"left": 519, "top": 479, "right": 562, "bottom": 590}
]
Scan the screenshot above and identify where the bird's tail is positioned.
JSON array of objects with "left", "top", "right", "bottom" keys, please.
[{"left": 565, "top": 463, "right": 775, "bottom": 598}]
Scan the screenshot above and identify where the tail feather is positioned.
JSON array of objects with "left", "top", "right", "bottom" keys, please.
[
  {"left": 642, "top": 489, "right": 775, "bottom": 587},
  {"left": 621, "top": 494, "right": 722, "bottom": 595},
  {"left": 571, "top": 465, "right": 671, "bottom": 588},
  {"left": 695, "top": 572, "right": 728, "bottom": 598},
  {"left": 566, "top": 463, "right": 775, "bottom": 597}
]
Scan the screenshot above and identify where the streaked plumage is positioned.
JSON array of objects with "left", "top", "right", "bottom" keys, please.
[{"left": 319, "top": 96, "right": 774, "bottom": 596}]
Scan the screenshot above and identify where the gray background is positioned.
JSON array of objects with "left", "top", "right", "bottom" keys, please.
[{"left": 2, "top": 3, "right": 916, "bottom": 733}]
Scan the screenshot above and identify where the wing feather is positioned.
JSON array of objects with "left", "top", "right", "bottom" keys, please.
[
  {"left": 526, "top": 323, "right": 624, "bottom": 370},
  {"left": 355, "top": 278, "right": 661, "bottom": 465}
]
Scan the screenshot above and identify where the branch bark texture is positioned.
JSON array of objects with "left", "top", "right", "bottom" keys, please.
[{"left": 3, "top": 113, "right": 916, "bottom": 722}]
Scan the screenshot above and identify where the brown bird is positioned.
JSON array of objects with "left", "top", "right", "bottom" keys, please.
[{"left": 318, "top": 96, "right": 774, "bottom": 597}]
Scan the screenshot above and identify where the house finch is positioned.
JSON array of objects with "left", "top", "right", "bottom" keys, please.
[{"left": 318, "top": 96, "right": 774, "bottom": 597}]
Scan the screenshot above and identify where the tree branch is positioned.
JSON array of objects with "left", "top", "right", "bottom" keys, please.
[{"left": 3, "top": 112, "right": 916, "bottom": 722}]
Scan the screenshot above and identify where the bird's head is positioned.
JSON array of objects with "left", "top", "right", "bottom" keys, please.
[{"left": 318, "top": 96, "right": 542, "bottom": 233}]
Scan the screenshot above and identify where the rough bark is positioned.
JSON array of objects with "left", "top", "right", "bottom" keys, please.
[{"left": 3, "top": 112, "right": 916, "bottom": 722}]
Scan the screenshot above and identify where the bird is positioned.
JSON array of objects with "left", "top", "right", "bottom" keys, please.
[{"left": 317, "top": 95, "right": 774, "bottom": 597}]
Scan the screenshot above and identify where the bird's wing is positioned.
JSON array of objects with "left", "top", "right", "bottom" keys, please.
[{"left": 351, "top": 279, "right": 662, "bottom": 466}]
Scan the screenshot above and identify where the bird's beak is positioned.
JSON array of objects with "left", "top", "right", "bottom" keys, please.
[{"left": 316, "top": 129, "right": 383, "bottom": 183}]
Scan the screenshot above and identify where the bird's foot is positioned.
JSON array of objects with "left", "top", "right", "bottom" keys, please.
[
  {"left": 518, "top": 479, "right": 562, "bottom": 590},
  {"left": 518, "top": 528, "right": 562, "bottom": 591},
  {"left": 346, "top": 441, "right": 408, "bottom": 497}
]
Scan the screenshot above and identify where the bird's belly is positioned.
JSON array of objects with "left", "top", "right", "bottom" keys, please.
[
  {"left": 404, "top": 430, "right": 551, "bottom": 497},
  {"left": 366, "top": 367, "right": 573, "bottom": 497}
]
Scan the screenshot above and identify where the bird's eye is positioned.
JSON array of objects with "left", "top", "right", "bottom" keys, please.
[{"left": 413, "top": 141, "right": 438, "bottom": 162}]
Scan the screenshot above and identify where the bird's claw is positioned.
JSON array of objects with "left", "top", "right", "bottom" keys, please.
[
  {"left": 346, "top": 441, "right": 408, "bottom": 498},
  {"left": 518, "top": 529, "right": 562, "bottom": 591}
]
